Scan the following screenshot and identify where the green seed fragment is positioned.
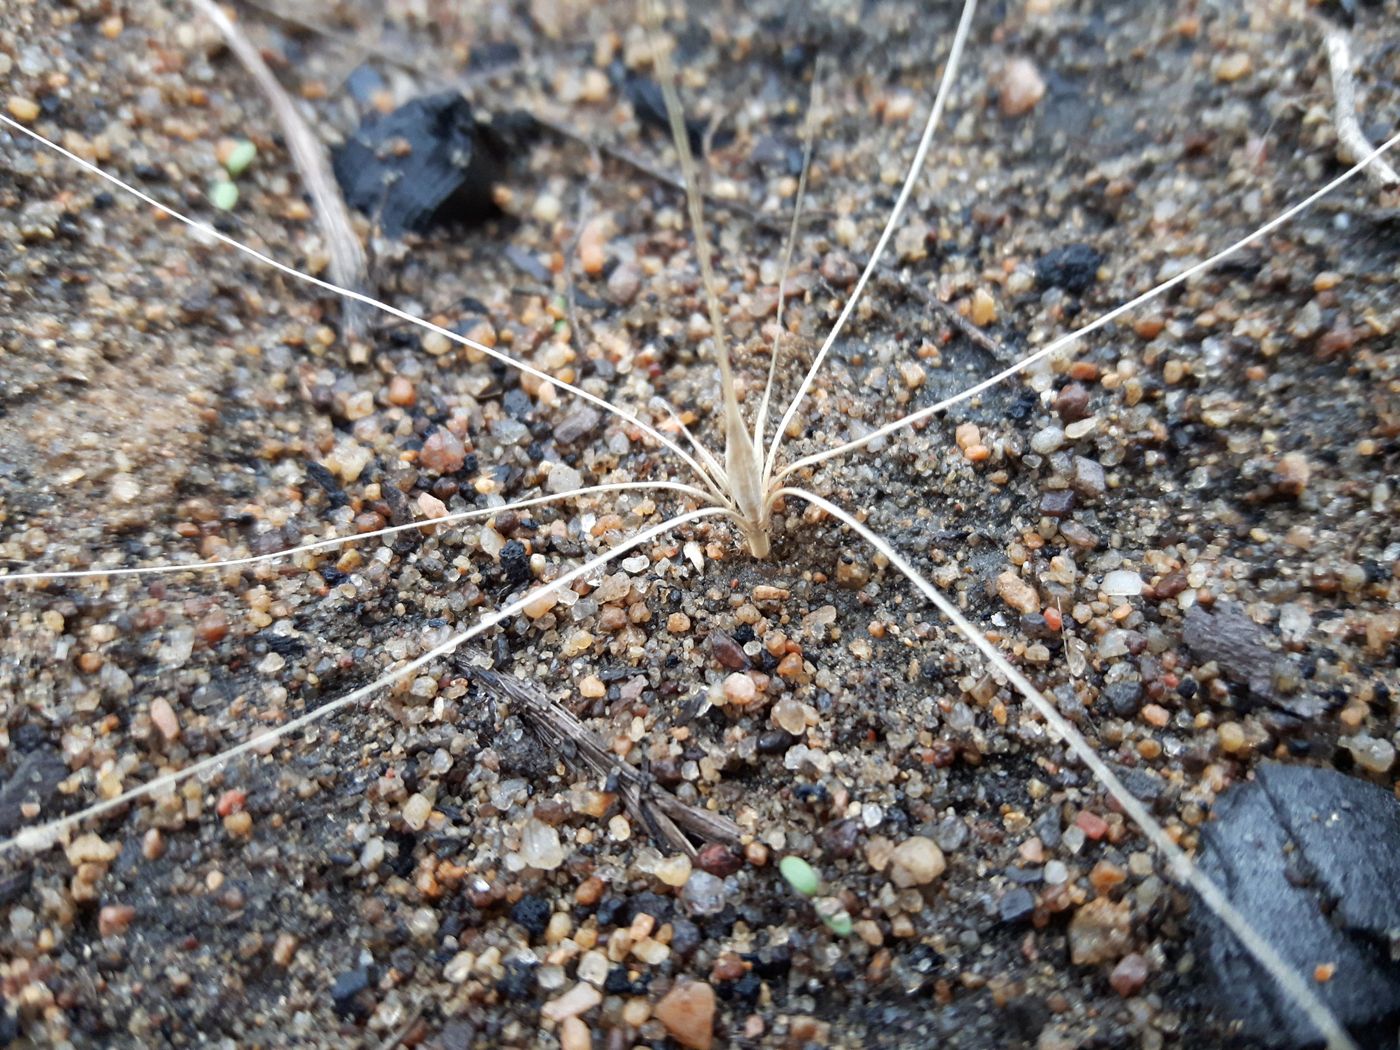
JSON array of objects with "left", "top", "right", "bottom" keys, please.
[
  {"left": 209, "top": 181, "right": 239, "bottom": 211},
  {"left": 224, "top": 139, "right": 257, "bottom": 177},
  {"left": 779, "top": 855, "right": 820, "bottom": 898},
  {"left": 821, "top": 910, "right": 853, "bottom": 937},
  {"left": 815, "top": 896, "right": 852, "bottom": 936}
]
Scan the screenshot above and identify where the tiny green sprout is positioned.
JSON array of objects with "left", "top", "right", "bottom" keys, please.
[
  {"left": 224, "top": 139, "right": 257, "bottom": 177},
  {"left": 815, "top": 897, "right": 853, "bottom": 937},
  {"left": 209, "top": 180, "right": 239, "bottom": 211},
  {"left": 779, "top": 855, "right": 820, "bottom": 898}
]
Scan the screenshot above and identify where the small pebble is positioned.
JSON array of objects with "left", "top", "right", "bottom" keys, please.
[
  {"left": 1103, "top": 681, "right": 1143, "bottom": 718},
  {"left": 607, "top": 263, "right": 642, "bottom": 304},
  {"left": 970, "top": 287, "right": 997, "bottom": 326},
  {"left": 1054, "top": 382, "right": 1091, "bottom": 422},
  {"left": 150, "top": 697, "right": 180, "bottom": 741},
  {"left": 1134, "top": 315, "right": 1165, "bottom": 339},
  {"left": 955, "top": 422, "right": 981, "bottom": 452},
  {"left": 654, "top": 980, "right": 716, "bottom": 1050},
  {"left": 532, "top": 194, "right": 562, "bottom": 223},
  {"left": 1101, "top": 569, "right": 1142, "bottom": 597},
  {"left": 555, "top": 407, "right": 600, "bottom": 444},
  {"left": 681, "top": 870, "right": 728, "bottom": 916},
  {"left": 1215, "top": 52, "right": 1253, "bottom": 82},
  {"left": 98, "top": 904, "right": 136, "bottom": 937},
  {"left": 1218, "top": 721, "right": 1246, "bottom": 753},
  {"left": 1064, "top": 417, "right": 1098, "bottom": 441},
  {"left": 224, "top": 811, "right": 253, "bottom": 837},
  {"left": 1030, "top": 426, "right": 1065, "bottom": 455},
  {"left": 1110, "top": 953, "right": 1149, "bottom": 996},
  {"left": 1069, "top": 897, "right": 1132, "bottom": 965},
  {"left": 1274, "top": 452, "right": 1310, "bottom": 498},
  {"left": 889, "top": 836, "right": 945, "bottom": 887},
  {"left": 578, "top": 216, "right": 609, "bottom": 275},
  {"left": 710, "top": 632, "right": 747, "bottom": 670},
  {"left": 403, "top": 793, "right": 433, "bottom": 831},
  {"left": 416, "top": 492, "right": 448, "bottom": 519},
  {"left": 695, "top": 843, "right": 742, "bottom": 877},
  {"left": 419, "top": 429, "right": 466, "bottom": 474},
  {"left": 542, "top": 982, "right": 601, "bottom": 1022},
  {"left": 387, "top": 375, "right": 416, "bottom": 407},
  {"left": 1348, "top": 735, "right": 1396, "bottom": 774},
  {"left": 1071, "top": 456, "right": 1106, "bottom": 497},
  {"left": 559, "top": 1016, "right": 590, "bottom": 1050},
  {"left": 1075, "top": 811, "right": 1108, "bottom": 840},
  {"left": 216, "top": 789, "right": 246, "bottom": 817},
  {"left": 771, "top": 697, "right": 807, "bottom": 736},
  {"left": 6, "top": 96, "right": 40, "bottom": 123},
  {"left": 142, "top": 829, "right": 165, "bottom": 861},
  {"left": 882, "top": 91, "right": 915, "bottom": 123},
  {"left": 722, "top": 672, "right": 756, "bottom": 705},
  {"left": 820, "top": 251, "right": 859, "bottom": 286},
  {"left": 999, "top": 887, "right": 1035, "bottom": 925},
  {"left": 1089, "top": 860, "right": 1127, "bottom": 894},
  {"left": 521, "top": 818, "right": 566, "bottom": 870},
  {"left": 655, "top": 853, "right": 693, "bottom": 888},
  {"left": 997, "top": 570, "right": 1040, "bottom": 615},
  {"left": 523, "top": 590, "right": 558, "bottom": 620},
  {"left": 776, "top": 651, "right": 805, "bottom": 681},
  {"left": 273, "top": 932, "right": 299, "bottom": 967},
  {"left": 999, "top": 58, "right": 1046, "bottom": 117}
]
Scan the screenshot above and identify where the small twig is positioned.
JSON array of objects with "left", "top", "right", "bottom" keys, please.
[
  {"left": 190, "top": 0, "right": 371, "bottom": 342},
  {"left": 465, "top": 665, "right": 743, "bottom": 856},
  {"left": 879, "top": 271, "right": 1001, "bottom": 354},
  {"left": 532, "top": 113, "right": 807, "bottom": 232},
  {"left": 1319, "top": 19, "right": 1399, "bottom": 189}
]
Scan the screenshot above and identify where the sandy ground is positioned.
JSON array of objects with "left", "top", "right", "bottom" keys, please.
[{"left": 1, "top": 1, "right": 1398, "bottom": 1047}]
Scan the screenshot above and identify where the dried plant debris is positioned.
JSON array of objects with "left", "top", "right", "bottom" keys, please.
[
  {"left": 1196, "top": 763, "right": 1400, "bottom": 1047},
  {"left": 333, "top": 92, "right": 506, "bottom": 237},
  {"left": 609, "top": 61, "right": 709, "bottom": 154},
  {"left": 464, "top": 664, "right": 743, "bottom": 856}
]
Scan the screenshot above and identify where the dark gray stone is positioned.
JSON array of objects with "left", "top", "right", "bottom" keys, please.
[
  {"left": 999, "top": 887, "right": 1036, "bottom": 926},
  {"left": 1103, "top": 681, "right": 1143, "bottom": 718},
  {"left": 1196, "top": 762, "right": 1400, "bottom": 1047},
  {"left": 333, "top": 93, "right": 504, "bottom": 237},
  {"left": 0, "top": 746, "right": 66, "bottom": 837},
  {"left": 1184, "top": 602, "right": 1279, "bottom": 701}
]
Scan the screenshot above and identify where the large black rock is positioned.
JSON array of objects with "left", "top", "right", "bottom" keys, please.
[
  {"left": 333, "top": 92, "right": 504, "bottom": 237},
  {"left": 1196, "top": 762, "right": 1400, "bottom": 1047}
]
